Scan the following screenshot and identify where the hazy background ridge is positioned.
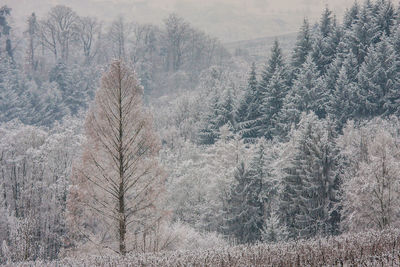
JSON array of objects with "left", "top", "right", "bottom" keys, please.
[{"left": 5, "top": 0, "right": 354, "bottom": 42}]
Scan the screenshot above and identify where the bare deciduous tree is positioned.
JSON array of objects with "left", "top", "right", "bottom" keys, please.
[
  {"left": 339, "top": 119, "right": 400, "bottom": 232},
  {"left": 68, "top": 60, "right": 165, "bottom": 256},
  {"left": 164, "top": 14, "right": 189, "bottom": 72},
  {"left": 76, "top": 16, "right": 100, "bottom": 65},
  {"left": 37, "top": 5, "right": 78, "bottom": 62},
  {"left": 25, "top": 13, "right": 38, "bottom": 71},
  {"left": 130, "top": 23, "right": 157, "bottom": 65},
  {"left": 108, "top": 17, "right": 130, "bottom": 60}
]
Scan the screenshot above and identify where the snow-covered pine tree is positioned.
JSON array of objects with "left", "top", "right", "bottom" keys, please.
[
  {"left": 322, "top": 14, "right": 354, "bottom": 98},
  {"left": 223, "top": 161, "right": 249, "bottom": 243},
  {"left": 223, "top": 140, "right": 269, "bottom": 244},
  {"left": 373, "top": 0, "right": 396, "bottom": 37},
  {"left": 327, "top": 52, "right": 359, "bottom": 129},
  {"left": 198, "top": 87, "right": 236, "bottom": 145},
  {"left": 236, "top": 63, "right": 261, "bottom": 142},
  {"left": 236, "top": 63, "right": 257, "bottom": 125},
  {"left": 49, "top": 61, "right": 71, "bottom": 88},
  {"left": 259, "top": 40, "right": 285, "bottom": 91},
  {"left": 49, "top": 62, "right": 89, "bottom": 115},
  {"left": 291, "top": 19, "right": 313, "bottom": 79},
  {"left": 0, "top": 56, "right": 23, "bottom": 122},
  {"left": 345, "top": 0, "right": 380, "bottom": 66},
  {"left": 278, "top": 113, "right": 341, "bottom": 239},
  {"left": 295, "top": 117, "right": 341, "bottom": 238},
  {"left": 217, "top": 88, "right": 236, "bottom": 131},
  {"left": 343, "top": 2, "right": 360, "bottom": 29},
  {"left": 323, "top": 49, "right": 345, "bottom": 99},
  {"left": 355, "top": 36, "right": 400, "bottom": 118},
  {"left": 258, "top": 40, "right": 289, "bottom": 139},
  {"left": 32, "top": 82, "right": 69, "bottom": 125},
  {"left": 277, "top": 55, "right": 326, "bottom": 138},
  {"left": 198, "top": 90, "right": 221, "bottom": 145},
  {"left": 256, "top": 139, "right": 280, "bottom": 240},
  {"left": 259, "top": 69, "right": 288, "bottom": 140},
  {"left": 312, "top": 8, "right": 342, "bottom": 75}
]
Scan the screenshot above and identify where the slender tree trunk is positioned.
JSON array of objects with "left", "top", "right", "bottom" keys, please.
[{"left": 117, "top": 66, "right": 127, "bottom": 256}]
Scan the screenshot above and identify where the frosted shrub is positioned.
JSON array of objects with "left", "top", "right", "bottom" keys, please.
[{"left": 169, "top": 222, "right": 227, "bottom": 251}]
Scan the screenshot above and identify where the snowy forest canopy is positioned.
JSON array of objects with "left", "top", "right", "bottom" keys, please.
[{"left": 1, "top": 0, "right": 400, "bottom": 263}]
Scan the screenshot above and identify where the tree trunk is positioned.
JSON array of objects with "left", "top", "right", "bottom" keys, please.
[{"left": 118, "top": 65, "right": 127, "bottom": 256}]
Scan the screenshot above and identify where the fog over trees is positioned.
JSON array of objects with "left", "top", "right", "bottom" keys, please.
[{"left": 1, "top": 0, "right": 400, "bottom": 265}]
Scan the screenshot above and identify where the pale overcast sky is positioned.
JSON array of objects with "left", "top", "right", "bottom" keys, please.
[{"left": 6, "top": 0, "right": 356, "bottom": 42}]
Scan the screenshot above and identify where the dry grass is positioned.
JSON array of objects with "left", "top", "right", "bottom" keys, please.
[{"left": 10, "top": 228, "right": 400, "bottom": 266}]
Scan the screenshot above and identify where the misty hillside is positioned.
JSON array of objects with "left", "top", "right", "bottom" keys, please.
[
  {"left": 4, "top": 0, "right": 350, "bottom": 42},
  {"left": 224, "top": 32, "right": 297, "bottom": 62},
  {"left": 2, "top": 0, "right": 400, "bottom": 266}
]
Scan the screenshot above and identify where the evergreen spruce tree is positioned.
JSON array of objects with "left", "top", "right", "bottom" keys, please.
[
  {"left": 373, "top": 0, "right": 396, "bottom": 37},
  {"left": 224, "top": 141, "right": 267, "bottom": 244},
  {"left": 198, "top": 90, "right": 221, "bottom": 145},
  {"left": 258, "top": 40, "right": 288, "bottom": 139},
  {"left": 323, "top": 18, "right": 352, "bottom": 97},
  {"left": 0, "top": 56, "right": 23, "bottom": 122},
  {"left": 278, "top": 113, "right": 341, "bottom": 239},
  {"left": 217, "top": 88, "right": 236, "bottom": 130},
  {"left": 345, "top": 1, "right": 380, "bottom": 66},
  {"left": 237, "top": 63, "right": 261, "bottom": 142},
  {"left": 291, "top": 19, "right": 313, "bottom": 78},
  {"left": 259, "top": 68, "right": 288, "bottom": 139},
  {"left": 323, "top": 45, "right": 347, "bottom": 98},
  {"left": 49, "top": 62, "right": 87, "bottom": 115},
  {"left": 0, "top": 56, "right": 69, "bottom": 126},
  {"left": 312, "top": 9, "right": 342, "bottom": 75},
  {"left": 237, "top": 63, "right": 257, "bottom": 123},
  {"left": 278, "top": 126, "right": 303, "bottom": 240},
  {"left": 257, "top": 139, "right": 280, "bottom": 239},
  {"left": 343, "top": 2, "right": 360, "bottom": 29},
  {"left": 320, "top": 7, "right": 333, "bottom": 38},
  {"left": 259, "top": 40, "right": 285, "bottom": 91},
  {"left": 223, "top": 162, "right": 259, "bottom": 243},
  {"left": 25, "top": 13, "right": 38, "bottom": 73},
  {"left": 295, "top": 115, "right": 341, "bottom": 238},
  {"left": 327, "top": 53, "right": 359, "bottom": 129},
  {"left": 31, "top": 82, "right": 68, "bottom": 126},
  {"left": 355, "top": 37, "right": 400, "bottom": 118},
  {"left": 49, "top": 62, "right": 71, "bottom": 92},
  {"left": 199, "top": 87, "right": 236, "bottom": 145},
  {"left": 278, "top": 55, "right": 326, "bottom": 137}
]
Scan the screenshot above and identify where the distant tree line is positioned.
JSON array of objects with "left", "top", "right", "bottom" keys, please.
[{"left": 0, "top": 5, "right": 230, "bottom": 127}]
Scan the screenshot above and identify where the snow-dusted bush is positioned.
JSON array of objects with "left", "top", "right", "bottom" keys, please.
[{"left": 168, "top": 222, "right": 227, "bottom": 251}]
